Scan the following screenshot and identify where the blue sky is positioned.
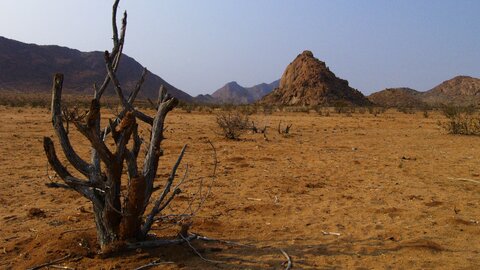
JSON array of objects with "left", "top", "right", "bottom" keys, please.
[{"left": 1, "top": 0, "right": 479, "bottom": 96}]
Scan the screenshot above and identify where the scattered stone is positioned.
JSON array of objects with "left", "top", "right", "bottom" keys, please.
[{"left": 28, "top": 208, "right": 46, "bottom": 218}]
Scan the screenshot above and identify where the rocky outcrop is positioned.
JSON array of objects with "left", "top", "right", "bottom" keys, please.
[{"left": 259, "top": 50, "right": 371, "bottom": 106}]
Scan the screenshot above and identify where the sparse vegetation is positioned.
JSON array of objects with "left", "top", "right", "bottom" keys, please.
[
  {"left": 397, "top": 106, "right": 415, "bottom": 114},
  {"left": 215, "top": 111, "right": 251, "bottom": 139},
  {"left": 423, "top": 109, "right": 429, "bottom": 118},
  {"left": 441, "top": 105, "right": 480, "bottom": 135},
  {"left": 368, "top": 106, "right": 386, "bottom": 116},
  {"left": 277, "top": 121, "right": 293, "bottom": 135},
  {"left": 251, "top": 120, "right": 268, "bottom": 134}
]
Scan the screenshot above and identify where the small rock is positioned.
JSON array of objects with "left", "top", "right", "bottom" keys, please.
[{"left": 28, "top": 208, "right": 46, "bottom": 218}]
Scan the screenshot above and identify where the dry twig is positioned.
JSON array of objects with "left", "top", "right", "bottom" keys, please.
[
  {"left": 134, "top": 260, "right": 174, "bottom": 270},
  {"left": 179, "top": 234, "right": 225, "bottom": 264},
  {"left": 60, "top": 226, "right": 95, "bottom": 236},
  {"left": 280, "top": 249, "right": 292, "bottom": 270},
  {"left": 447, "top": 177, "right": 480, "bottom": 184},
  {"left": 26, "top": 254, "right": 71, "bottom": 270}
]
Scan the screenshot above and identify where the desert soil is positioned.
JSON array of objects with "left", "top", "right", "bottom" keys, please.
[{"left": 0, "top": 106, "right": 479, "bottom": 269}]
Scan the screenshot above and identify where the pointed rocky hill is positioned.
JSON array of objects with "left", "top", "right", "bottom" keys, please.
[
  {"left": 194, "top": 80, "right": 279, "bottom": 104},
  {"left": 259, "top": 50, "right": 371, "bottom": 106},
  {"left": 0, "top": 36, "right": 192, "bottom": 101}
]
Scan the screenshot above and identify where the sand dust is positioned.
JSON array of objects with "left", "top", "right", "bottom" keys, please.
[{"left": 0, "top": 107, "right": 479, "bottom": 269}]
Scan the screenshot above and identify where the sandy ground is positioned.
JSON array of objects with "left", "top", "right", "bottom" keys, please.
[{"left": 0, "top": 106, "right": 479, "bottom": 269}]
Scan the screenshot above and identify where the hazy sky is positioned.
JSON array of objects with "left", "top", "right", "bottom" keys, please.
[{"left": 1, "top": 0, "right": 479, "bottom": 96}]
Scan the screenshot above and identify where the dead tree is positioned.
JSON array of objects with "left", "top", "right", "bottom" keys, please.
[
  {"left": 251, "top": 121, "right": 267, "bottom": 134},
  {"left": 43, "top": 0, "right": 196, "bottom": 252},
  {"left": 277, "top": 121, "right": 292, "bottom": 135}
]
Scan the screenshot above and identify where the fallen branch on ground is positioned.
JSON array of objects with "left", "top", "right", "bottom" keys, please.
[
  {"left": 60, "top": 227, "right": 96, "bottom": 236},
  {"left": 27, "top": 254, "right": 72, "bottom": 270},
  {"left": 180, "top": 234, "right": 226, "bottom": 264},
  {"left": 280, "top": 249, "right": 292, "bottom": 270},
  {"left": 447, "top": 177, "right": 480, "bottom": 184},
  {"left": 134, "top": 260, "right": 175, "bottom": 270}
]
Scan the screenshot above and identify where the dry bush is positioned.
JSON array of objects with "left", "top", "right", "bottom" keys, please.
[
  {"left": 423, "top": 109, "right": 429, "bottom": 118},
  {"left": 333, "top": 102, "right": 349, "bottom": 114},
  {"left": 368, "top": 106, "right": 385, "bottom": 117},
  {"left": 238, "top": 105, "right": 257, "bottom": 115},
  {"left": 43, "top": 0, "right": 217, "bottom": 254},
  {"left": 284, "top": 106, "right": 310, "bottom": 113},
  {"left": 278, "top": 121, "right": 293, "bottom": 135},
  {"left": 397, "top": 106, "right": 416, "bottom": 114},
  {"left": 441, "top": 105, "right": 480, "bottom": 135},
  {"left": 178, "top": 102, "right": 195, "bottom": 113},
  {"left": 0, "top": 92, "right": 82, "bottom": 108},
  {"left": 262, "top": 105, "right": 274, "bottom": 115},
  {"left": 216, "top": 111, "right": 250, "bottom": 139},
  {"left": 198, "top": 105, "right": 213, "bottom": 113}
]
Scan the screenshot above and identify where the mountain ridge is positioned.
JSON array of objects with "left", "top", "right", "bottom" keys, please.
[
  {"left": 194, "top": 79, "right": 279, "bottom": 104},
  {"left": 0, "top": 36, "right": 192, "bottom": 101},
  {"left": 368, "top": 76, "right": 480, "bottom": 107}
]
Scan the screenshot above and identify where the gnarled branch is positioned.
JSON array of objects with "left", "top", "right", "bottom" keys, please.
[
  {"left": 142, "top": 95, "right": 179, "bottom": 206},
  {"left": 43, "top": 137, "right": 100, "bottom": 203},
  {"left": 50, "top": 73, "right": 91, "bottom": 177}
]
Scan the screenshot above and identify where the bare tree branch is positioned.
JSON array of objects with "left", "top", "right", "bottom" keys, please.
[
  {"left": 95, "top": 3, "right": 126, "bottom": 100},
  {"left": 280, "top": 249, "right": 292, "bottom": 270},
  {"left": 111, "top": 0, "right": 120, "bottom": 49},
  {"left": 43, "top": 137, "right": 100, "bottom": 203},
  {"left": 128, "top": 68, "right": 147, "bottom": 103},
  {"left": 142, "top": 144, "right": 187, "bottom": 236},
  {"left": 50, "top": 74, "right": 91, "bottom": 177},
  {"left": 70, "top": 100, "right": 115, "bottom": 167},
  {"left": 126, "top": 234, "right": 197, "bottom": 250},
  {"left": 104, "top": 51, "right": 129, "bottom": 108},
  {"left": 142, "top": 96, "right": 179, "bottom": 205}
]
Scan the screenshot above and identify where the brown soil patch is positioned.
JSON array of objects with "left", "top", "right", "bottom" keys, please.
[{"left": 1, "top": 107, "right": 479, "bottom": 269}]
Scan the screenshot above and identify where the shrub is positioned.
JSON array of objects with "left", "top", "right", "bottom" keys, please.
[
  {"left": 441, "top": 105, "right": 480, "bottom": 135},
  {"left": 216, "top": 111, "right": 250, "bottom": 139},
  {"left": 277, "top": 121, "right": 293, "bottom": 135},
  {"left": 334, "top": 105, "right": 348, "bottom": 114},
  {"left": 423, "top": 110, "right": 429, "bottom": 118},
  {"left": 368, "top": 106, "right": 385, "bottom": 117}
]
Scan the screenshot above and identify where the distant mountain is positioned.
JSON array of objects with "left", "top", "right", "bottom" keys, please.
[
  {"left": 367, "top": 88, "right": 427, "bottom": 108},
  {"left": 259, "top": 50, "right": 371, "bottom": 106},
  {"left": 0, "top": 36, "right": 192, "bottom": 101},
  {"left": 193, "top": 94, "right": 216, "bottom": 104},
  {"left": 246, "top": 80, "right": 280, "bottom": 101},
  {"left": 422, "top": 76, "right": 480, "bottom": 106},
  {"left": 211, "top": 81, "right": 251, "bottom": 104},
  {"left": 194, "top": 80, "right": 279, "bottom": 104},
  {"left": 368, "top": 76, "right": 480, "bottom": 107}
]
